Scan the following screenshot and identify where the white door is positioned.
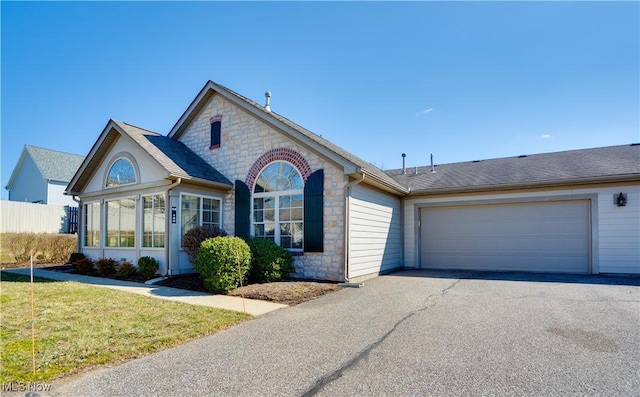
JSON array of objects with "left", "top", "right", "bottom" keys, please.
[{"left": 420, "top": 200, "right": 590, "bottom": 273}]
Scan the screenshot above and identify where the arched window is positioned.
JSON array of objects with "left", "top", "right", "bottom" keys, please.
[
  {"left": 252, "top": 161, "right": 303, "bottom": 250},
  {"left": 106, "top": 158, "right": 136, "bottom": 187}
]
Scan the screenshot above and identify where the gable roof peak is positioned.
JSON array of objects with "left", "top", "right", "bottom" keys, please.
[{"left": 169, "top": 80, "right": 409, "bottom": 195}]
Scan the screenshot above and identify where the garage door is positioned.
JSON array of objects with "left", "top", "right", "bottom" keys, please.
[{"left": 420, "top": 200, "right": 590, "bottom": 273}]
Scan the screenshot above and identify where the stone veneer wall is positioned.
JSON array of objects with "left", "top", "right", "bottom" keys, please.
[{"left": 178, "top": 94, "right": 347, "bottom": 281}]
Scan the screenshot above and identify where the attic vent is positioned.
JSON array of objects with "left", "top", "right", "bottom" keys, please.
[
  {"left": 631, "top": 143, "right": 640, "bottom": 146},
  {"left": 518, "top": 155, "right": 528, "bottom": 158},
  {"left": 472, "top": 160, "right": 481, "bottom": 163}
]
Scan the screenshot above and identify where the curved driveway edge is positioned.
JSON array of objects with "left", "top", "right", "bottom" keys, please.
[{"left": 28, "top": 270, "right": 640, "bottom": 396}]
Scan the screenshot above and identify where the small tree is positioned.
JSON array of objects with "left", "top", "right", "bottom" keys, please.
[
  {"left": 182, "top": 225, "right": 227, "bottom": 262},
  {"left": 194, "top": 236, "right": 251, "bottom": 293}
]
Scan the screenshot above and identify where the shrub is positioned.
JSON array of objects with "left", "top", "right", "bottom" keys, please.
[
  {"left": 245, "top": 237, "right": 294, "bottom": 283},
  {"left": 0, "top": 233, "right": 76, "bottom": 265},
  {"left": 95, "top": 258, "right": 117, "bottom": 276},
  {"left": 138, "top": 256, "right": 159, "bottom": 279},
  {"left": 116, "top": 261, "right": 137, "bottom": 279},
  {"left": 194, "top": 236, "right": 251, "bottom": 293},
  {"left": 73, "top": 257, "right": 94, "bottom": 274},
  {"left": 42, "top": 234, "right": 76, "bottom": 264},
  {"left": 182, "top": 225, "right": 227, "bottom": 262},
  {"left": 1, "top": 233, "right": 41, "bottom": 264},
  {"left": 68, "top": 252, "right": 85, "bottom": 264}
]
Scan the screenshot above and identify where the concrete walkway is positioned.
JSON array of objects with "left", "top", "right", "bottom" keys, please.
[{"left": 3, "top": 268, "right": 286, "bottom": 316}]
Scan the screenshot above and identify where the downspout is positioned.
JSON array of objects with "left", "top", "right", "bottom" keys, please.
[
  {"left": 343, "top": 171, "right": 365, "bottom": 283},
  {"left": 72, "top": 195, "right": 82, "bottom": 253},
  {"left": 165, "top": 178, "right": 182, "bottom": 277}
]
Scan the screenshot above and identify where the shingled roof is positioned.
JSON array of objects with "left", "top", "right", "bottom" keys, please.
[
  {"left": 114, "top": 121, "right": 232, "bottom": 186},
  {"left": 66, "top": 120, "right": 232, "bottom": 195},
  {"left": 26, "top": 145, "right": 85, "bottom": 181},
  {"left": 169, "top": 81, "right": 409, "bottom": 194},
  {"left": 387, "top": 144, "right": 640, "bottom": 195}
]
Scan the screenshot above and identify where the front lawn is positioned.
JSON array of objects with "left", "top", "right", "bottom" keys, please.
[{"left": 0, "top": 272, "right": 250, "bottom": 383}]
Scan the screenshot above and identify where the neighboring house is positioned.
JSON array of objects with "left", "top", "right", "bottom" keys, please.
[
  {"left": 65, "top": 81, "right": 640, "bottom": 280},
  {"left": 6, "top": 145, "right": 85, "bottom": 206}
]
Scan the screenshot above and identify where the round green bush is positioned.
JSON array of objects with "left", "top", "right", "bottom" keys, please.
[
  {"left": 68, "top": 252, "right": 86, "bottom": 265},
  {"left": 194, "top": 236, "right": 251, "bottom": 293},
  {"left": 138, "top": 256, "right": 159, "bottom": 279},
  {"left": 245, "top": 237, "right": 294, "bottom": 283}
]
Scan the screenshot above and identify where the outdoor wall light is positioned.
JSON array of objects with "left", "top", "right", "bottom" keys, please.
[{"left": 615, "top": 192, "right": 627, "bottom": 207}]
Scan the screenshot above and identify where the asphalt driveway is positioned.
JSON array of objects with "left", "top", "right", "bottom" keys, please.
[{"left": 50, "top": 270, "right": 639, "bottom": 396}]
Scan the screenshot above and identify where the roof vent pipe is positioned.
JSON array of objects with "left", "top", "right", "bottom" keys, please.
[
  {"left": 402, "top": 153, "right": 406, "bottom": 174},
  {"left": 430, "top": 154, "right": 436, "bottom": 173},
  {"left": 264, "top": 91, "right": 272, "bottom": 112}
]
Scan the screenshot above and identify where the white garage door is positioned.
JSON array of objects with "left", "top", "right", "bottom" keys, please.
[{"left": 420, "top": 200, "right": 590, "bottom": 273}]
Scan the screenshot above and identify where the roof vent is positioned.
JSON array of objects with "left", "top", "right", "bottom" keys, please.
[
  {"left": 402, "top": 153, "right": 406, "bottom": 174},
  {"left": 631, "top": 143, "right": 640, "bottom": 146},
  {"left": 264, "top": 91, "right": 272, "bottom": 113},
  {"left": 430, "top": 154, "right": 436, "bottom": 173},
  {"left": 472, "top": 160, "right": 481, "bottom": 163},
  {"left": 518, "top": 155, "right": 528, "bottom": 158}
]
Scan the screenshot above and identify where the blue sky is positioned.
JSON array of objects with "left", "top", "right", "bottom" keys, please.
[{"left": 2, "top": 1, "right": 638, "bottom": 200}]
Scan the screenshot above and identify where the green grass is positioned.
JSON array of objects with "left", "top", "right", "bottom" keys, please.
[{"left": 0, "top": 272, "right": 250, "bottom": 383}]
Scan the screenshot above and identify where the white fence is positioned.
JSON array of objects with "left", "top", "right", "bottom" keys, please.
[{"left": 0, "top": 201, "right": 78, "bottom": 234}]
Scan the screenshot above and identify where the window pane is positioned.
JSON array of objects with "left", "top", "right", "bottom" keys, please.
[
  {"left": 105, "top": 198, "right": 135, "bottom": 247},
  {"left": 292, "top": 222, "right": 303, "bottom": 249},
  {"left": 84, "top": 203, "right": 100, "bottom": 247},
  {"left": 279, "top": 209, "right": 291, "bottom": 221},
  {"left": 254, "top": 162, "right": 303, "bottom": 192},
  {"left": 106, "top": 158, "right": 136, "bottom": 187},
  {"left": 252, "top": 161, "right": 304, "bottom": 251},
  {"left": 202, "top": 198, "right": 220, "bottom": 228},
  {"left": 280, "top": 223, "right": 292, "bottom": 248},
  {"left": 181, "top": 195, "right": 199, "bottom": 241},
  {"left": 291, "top": 208, "right": 303, "bottom": 221},
  {"left": 143, "top": 195, "right": 165, "bottom": 248},
  {"left": 181, "top": 195, "right": 221, "bottom": 246},
  {"left": 106, "top": 201, "right": 119, "bottom": 247},
  {"left": 120, "top": 198, "right": 135, "bottom": 247}
]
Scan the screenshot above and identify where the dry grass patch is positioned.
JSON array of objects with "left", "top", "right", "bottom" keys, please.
[{"left": 0, "top": 272, "right": 250, "bottom": 383}]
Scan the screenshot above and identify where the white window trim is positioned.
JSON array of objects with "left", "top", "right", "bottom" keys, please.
[
  {"left": 104, "top": 153, "right": 139, "bottom": 188},
  {"left": 83, "top": 201, "right": 101, "bottom": 248},
  {"left": 179, "top": 193, "right": 224, "bottom": 248},
  {"left": 250, "top": 161, "right": 304, "bottom": 252},
  {"left": 141, "top": 192, "right": 166, "bottom": 249},
  {"left": 105, "top": 196, "right": 137, "bottom": 249}
]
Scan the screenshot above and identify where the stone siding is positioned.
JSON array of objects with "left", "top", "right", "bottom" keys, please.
[{"left": 178, "top": 94, "right": 347, "bottom": 281}]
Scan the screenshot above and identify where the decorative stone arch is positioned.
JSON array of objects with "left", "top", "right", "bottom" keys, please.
[{"left": 246, "top": 148, "right": 312, "bottom": 189}]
